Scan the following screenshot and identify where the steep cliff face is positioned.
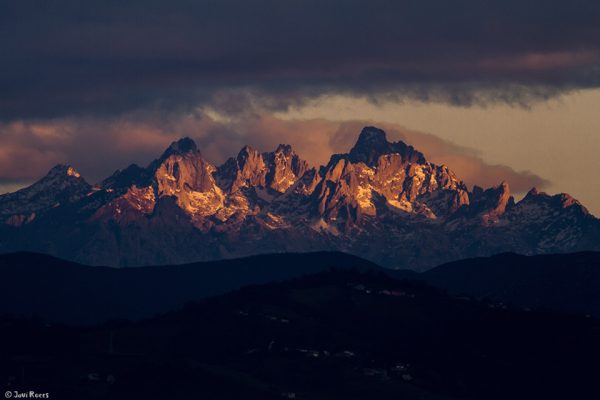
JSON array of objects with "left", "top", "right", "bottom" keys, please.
[
  {"left": 154, "top": 144, "right": 224, "bottom": 218},
  {"left": 216, "top": 144, "right": 309, "bottom": 194},
  {"left": 217, "top": 146, "right": 268, "bottom": 193},
  {"left": 312, "top": 127, "right": 470, "bottom": 224},
  {"left": 468, "top": 181, "right": 515, "bottom": 224},
  {"left": 0, "top": 127, "right": 598, "bottom": 270},
  {"left": 264, "top": 144, "right": 309, "bottom": 193}
]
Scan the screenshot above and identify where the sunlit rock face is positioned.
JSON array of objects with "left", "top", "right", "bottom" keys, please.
[
  {"left": 154, "top": 145, "right": 224, "bottom": 219},
  {"left": 216, "top": 144, "right": 309, "bottom": 194},
  {"left": 0, "top": 127, "right": 598, "bottom": 270},
  {"left": 312, "top": 127, "right": 470, "bottom": 223},
  {"left": 264, "top": 144, "right": 309, "bottom": 193},
  {"left": 217, "top": 146, "right": 268, "bottom": 194}
]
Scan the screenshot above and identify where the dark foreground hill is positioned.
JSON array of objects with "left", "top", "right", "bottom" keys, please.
[
  {"left": 2, "top": 270, "right": 600, "bottom": 400},
  {"left": 0, "top": 251, "right": 379, "bottom": 324},
  {"left": 421, "top": 251, "right": 600, "bottom": 317},
  {"left": 3, "top": 251, "right": 600, "bottom": 324}
]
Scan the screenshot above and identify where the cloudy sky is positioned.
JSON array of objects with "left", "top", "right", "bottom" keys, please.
[{"left": 1, "top": 1, "right": 599, "bottom": 214}]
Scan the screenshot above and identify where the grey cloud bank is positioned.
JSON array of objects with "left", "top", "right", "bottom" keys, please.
[{"left": 1, "top": 0, "right": 599, "bottom": 119}]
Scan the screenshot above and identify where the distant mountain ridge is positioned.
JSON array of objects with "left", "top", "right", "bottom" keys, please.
[{"left": 0, "top": 126, "right": 598, "bottom": 269}]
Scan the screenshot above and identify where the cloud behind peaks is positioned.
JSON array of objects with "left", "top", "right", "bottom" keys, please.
[{"left": 0, "top": 112, "right": 549, "bottom": 196}]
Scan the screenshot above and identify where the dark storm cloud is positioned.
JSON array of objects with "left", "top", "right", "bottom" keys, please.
[{"left": 1, "top": 0, "right": 599, "bottom": 119}]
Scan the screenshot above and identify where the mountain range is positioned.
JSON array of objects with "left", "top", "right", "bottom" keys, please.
[{"left": 0, "top": 126, "right": 598, "bottom": 269}]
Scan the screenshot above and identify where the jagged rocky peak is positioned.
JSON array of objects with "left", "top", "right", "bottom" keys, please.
[
  {"left": 0, "top": 163, "right": 91, "bottom": 225},
  {"left": 216, "top": 145, "right": 268, "bottom": 193},
  {"left": 161, "top": 137, "right": 199, "bottom": 158},
  {"left": 30, "top": 164, "right": 91, "bottom": 195},
  {"left": 492, "top": 181, "right": 514, "bottom": 212},
  {"left": 217, "top": 143, "right": 310, "bottom": 194},
  {"left": 556, "top": 193, "right": 585, "bottom": 210},
  {"left": 470, "top": 181, "right": 514, "bottom": 220},
  {"left": 274, "top": 143, "right": 294, "bottom": 155},
  {"left": 522, "top": 187, "right": 589, "bottom": 215},
  {"left": 525, "top": 187, "right": 539, "bottom": 197},
  {"left": 101, "top": 163, "right": 149, "bottom": 192},
  {"left": 43, "top": 164, "right": 84, "bottom": 180},
  {"left": 312, "top": 126, "right": 469, "bottom": 222},
  {"left": 237, "top": 145, "right": 265, "bottom": 172},
  {"left": 148, "top": 137, "right": 207, "bottom": 185},
  {"left": 264, "top": 144, "right": 309, "bottom": 192},
  {"left": 153, "top": 137, "right": 219, "bottom": 196},
  {"left": 348, "top": 126, "right": 426, "bottom": 166}
]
